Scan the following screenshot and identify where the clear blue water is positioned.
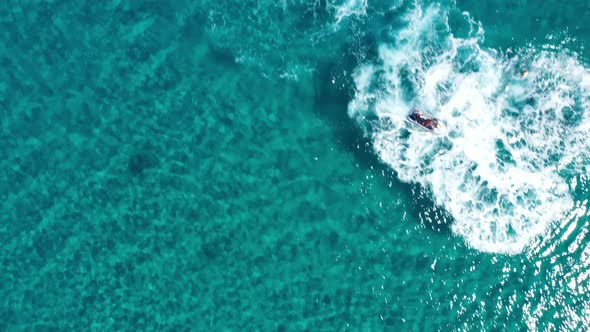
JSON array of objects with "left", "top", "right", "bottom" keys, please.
[{"left": 1, "top": 0, "right": 589, "bottom": 330}]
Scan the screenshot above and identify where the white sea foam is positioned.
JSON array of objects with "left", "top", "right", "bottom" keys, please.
[
  {"left": 349, "top": 5, "right": 590, "bottom": 253},
  {"left": 329, "top": 0, "right": 368, "bottom": 26}
]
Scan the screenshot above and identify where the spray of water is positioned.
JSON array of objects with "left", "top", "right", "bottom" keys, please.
[{"left": 348, "top": 4, "right": 590, "bottom": 253}]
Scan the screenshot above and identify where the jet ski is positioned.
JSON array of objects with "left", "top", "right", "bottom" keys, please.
[{"left": 407, "top": 108, "right": 447, "bottom": 134}]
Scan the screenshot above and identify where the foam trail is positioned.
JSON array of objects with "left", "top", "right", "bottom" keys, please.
[
  {"left": 329, "top": 0, "right": 368, "bottom": 26},
  {"left": 349, "top": 4, "right": 590, "bottom": 254}
]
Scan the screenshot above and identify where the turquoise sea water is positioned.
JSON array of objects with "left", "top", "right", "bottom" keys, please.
[{"left": 1, "top": 0, "right": 590, "bottom": 330}]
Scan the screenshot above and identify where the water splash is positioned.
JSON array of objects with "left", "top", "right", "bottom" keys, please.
[{"left": 348, "top": 4, "right": 590, "bottom": 254}]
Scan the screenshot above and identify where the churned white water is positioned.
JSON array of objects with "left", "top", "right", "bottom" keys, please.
[{"left": 348, "top": 4, "right": 590, "bottom": 253}]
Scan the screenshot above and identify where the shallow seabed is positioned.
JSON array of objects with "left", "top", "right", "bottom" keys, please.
[{"left": 1, "top": 0, "right": 589, "bottom": 331}]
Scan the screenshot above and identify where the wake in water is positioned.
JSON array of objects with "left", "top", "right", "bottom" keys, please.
[
  {"left": 204, "top": 0, "right": 370, "bottom": 79},
  {"left": 348, "top": 4, "right": 590, "bottom": 254}
]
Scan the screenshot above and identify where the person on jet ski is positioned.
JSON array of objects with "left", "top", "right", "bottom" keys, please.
[{"left": 414, "top": 113, "right": 436, "bottom": 129}]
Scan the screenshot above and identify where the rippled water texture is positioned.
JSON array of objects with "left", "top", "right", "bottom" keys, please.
[{"left": 1, "top": 0, "right": 589, "bottom": 330}]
